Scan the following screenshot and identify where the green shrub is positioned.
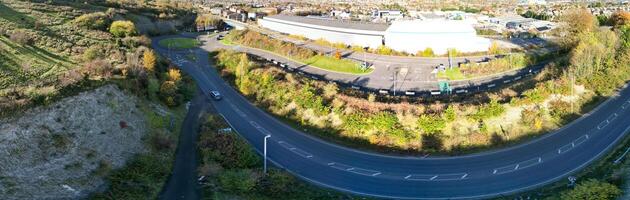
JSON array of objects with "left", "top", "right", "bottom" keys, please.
[
  {"left": 218, "top": 169, "right": 257, "bottom": 193},
  {"left": 74, "top": 12, "right": 111, "bottom": 30},
  {"left": 560, "top": 179, "right": 621, "bottom": 200},
  {"left": 83, "top": 46, "right": 103, "bottom": 61},
  {"left": 109, "top": 20, "right": 136, "bottom": 37},
  {"left": 418, "top": 114, "right": 446, "bottom": 134},
  {"left": 199, "top": 132, "right": 260, "bottom": 168},
  {"left": 256, "top": 169, "right": 297, "bottom": 197},
  {"left": 471, "top": 100, "right": 505, "bottom": 120}
]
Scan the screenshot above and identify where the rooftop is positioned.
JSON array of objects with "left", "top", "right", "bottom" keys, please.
[{"left": 265, "top": 15, "right": 390, "bottom": 32}]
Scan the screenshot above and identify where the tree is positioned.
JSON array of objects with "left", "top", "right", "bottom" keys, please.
[
  {"left": 334, "top": 50, "right": 342, "bottom": 59},
  {"left": 557, "top": 9, "right": 597, "bottom": 47},
  {"left": 167, "top": 68, "right": 181, "bottom": 82},
  {"left": 74, "top": 12, "right": 111, "bottom": 30},
  {"left": 143, "top": 49, "right": 157, "bottom": 73},
  {"left": 610, "top": 11, "right": 630, "bottom": 28},
  {"left": 109, "top": 20, "right": 136, "bottom": 37},
  {"left": 560, "top": 179, "right": 621, "bottom": 200},
  {"left": 376, "top": 45, "right": 393, "bottom": 55},
  {"left": 418, "top": 47, "right": 435, "bottom": 57}
]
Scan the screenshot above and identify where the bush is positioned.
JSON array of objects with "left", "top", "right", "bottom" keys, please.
[
  {"left": 74, "top": 12, "right": 111, "bottom": 30},
  {"left": 471, "top": 100, "right": 505, "bottom": 120},
  {"left": 109, "top": 20, "right": 137, "bottom": 37},
  {"left": 9, "top": 30, "right": 33, "bottom": 45},
  {"left": 83, "top": 46, "right": 104, "bottom": 61},
  {"left": 560, "top": 179, "right": 621, "bottom": 200},
  {"left": 199, "top": 132, "right": 260, "bottom": 168},
  {"left": 418, "top": 114, "right": 446, "bottom": 134},
  {"left": 218, "top": 169, "right": 257, "bottom": 193},
  {"left": 256, "top": 169, "right": 297, "bottom": 197}
]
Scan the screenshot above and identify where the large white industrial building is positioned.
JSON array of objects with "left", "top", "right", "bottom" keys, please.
[{"left": 258, "top": 15, "right": 491, "bottom": 55}]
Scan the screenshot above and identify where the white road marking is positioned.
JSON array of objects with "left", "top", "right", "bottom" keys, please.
[
  {"left": 573, "top": 135, "right": 589, "bottom": 146},
  {"left": 404, "top": 175, "right": 411, "bottom": 179},
  {"left": 558, "top": 143, "right": 574, "bottom": 154},
  {"left": 503, "top": 80, "right": 511, "bottom": 84},
  {"left": 487, "top": 84, "right": 496, "bottom": 88},
  {"left": 461, "top": 174, "right": 468, "bottom": 179},
  {"left": 430, "top": 175, "right": 438, "bottom": 180},
  {"left": 598, "top": 120, "right": 610, "bottom": 129},
  {"left": 514, "top": 76, "right": 522, "bottom": 81},
  {"left": 249, "top": 121, "right": 261, "bottom": 128}
]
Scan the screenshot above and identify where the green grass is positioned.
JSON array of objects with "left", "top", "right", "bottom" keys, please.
[
  {"left": 0, "top": 36, "right": 74, "bottom": 89},
  {"left": 437, "top": 68, "right": 468, "bottom": 80},
  {"left": 219, "top": 37, "right": 234, "bottom": 46},
  {"left": 158, "top": 38, "right": 200, "bottom": 49},
  {"left": 300, "top": 55, "right": 372, "bottom": 74}
]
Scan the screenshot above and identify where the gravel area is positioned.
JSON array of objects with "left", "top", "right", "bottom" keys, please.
[{"left": 0, "top": 84, "right": 148, "bottom": 199}]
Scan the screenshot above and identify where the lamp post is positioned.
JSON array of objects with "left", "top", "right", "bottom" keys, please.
[{"left": 263, "top": 135, "right": 271, "bottom": 175}]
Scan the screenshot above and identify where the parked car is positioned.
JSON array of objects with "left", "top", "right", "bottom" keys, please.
[{"left": 209, "top": 90, "right": 222, "bottom": 100}]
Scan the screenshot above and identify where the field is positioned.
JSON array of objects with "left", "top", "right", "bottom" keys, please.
[
  {"left": 301, "top": 55, "right": 371, "bottom": 74},
  {"left": 158, "top": 37, "right": 200, "bottom": 49},
  {"left": 0, "top": 35, "right": 74, "bottom": 89}
]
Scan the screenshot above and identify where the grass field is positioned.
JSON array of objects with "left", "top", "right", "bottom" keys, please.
[
  {"left": 158, "top": 38, "right": 200, "bottom": 49},
  {"left": 437, "top": 68, "right": 468, "bottom": 80},
  {"left": 301, "top": 55, "right": 372, "bottom": 74},
  {"left": 0, "top": 36, "right": 74, "bottom": 90}
]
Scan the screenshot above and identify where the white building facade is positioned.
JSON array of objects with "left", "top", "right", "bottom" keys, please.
[
  {"left": 258, "top": 16, "right": 385, "bottom": 49},
  {"left": 258, "top": 16, "right": 490, "bottom": 55},
  {"left": 385, "top": 20, "right": 490, "bottom": 55}
]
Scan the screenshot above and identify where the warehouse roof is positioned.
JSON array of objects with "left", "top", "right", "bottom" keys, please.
[{"left": 265, "top": 15, "right": 390, "bottom": 32}]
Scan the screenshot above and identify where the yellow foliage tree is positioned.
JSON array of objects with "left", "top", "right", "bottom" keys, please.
[
  {"left": 167, "top": 68, "right": 181, "bottom": 82},
  {"left": 143, "top": 49, "right": 156, "bottom": 72}
]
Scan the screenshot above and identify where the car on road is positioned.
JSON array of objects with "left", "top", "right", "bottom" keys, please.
[{"left": 209, "top": 90, "right": 222, "bottom": 100}]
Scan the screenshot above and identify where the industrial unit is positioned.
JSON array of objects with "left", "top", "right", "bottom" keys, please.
[{"left": 258, "top": 15, "right": 491, "bottom": 55}]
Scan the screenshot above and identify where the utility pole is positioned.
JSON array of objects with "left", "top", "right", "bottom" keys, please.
[{"left": 263, "top": 135, "right": 271, "bottom": 175}]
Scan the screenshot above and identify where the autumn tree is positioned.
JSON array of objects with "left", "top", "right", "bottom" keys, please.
[
  {"left": 236, "top": 53, "right": 251, "bottom": 94},
  {"left": 610, "top": 11, "right": 630, "bottom": 28},
  {"left": 109, "top": 20, "right": 136, "bottom": 37},
  {"left": 143, "top": 49, "right": 156, "bottom": 73},
  {"left": 167, "top": 68, "right": 181, "bottom": 82},
  {"left": 334, "top": 50, "right": 342, "bottom": 59},
  {"left": 556, "top": 9, "right": 597, "bottom": 48}
]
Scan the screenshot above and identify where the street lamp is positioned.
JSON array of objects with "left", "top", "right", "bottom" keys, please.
[{"left": 263, "top": 135, "right": 271, "bottom": 175}]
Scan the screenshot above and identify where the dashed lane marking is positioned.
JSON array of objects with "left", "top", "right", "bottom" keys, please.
[
  {"left": 558, "top": 143, "right": 574, "bottom": 154},
  {"left": 249, "top": 121, "right": 261, "bottom": 128},
  {"left": 405, "top": 173, "right": 468, "bottom": 181},
  {"left": 228, "top": 103, "right": 245, "bottom": 117},
  {"left": 573, "top": 135, "right": 589, "bottom": 146},
  {"left": 278, "top": 141, "right": 313, "bottom": 158},
  {"left": 348, "top": 167, "right": 381, "bottom": 176},
  {"left": 598, "top": 120, "right": 610, "bottom": 130}
]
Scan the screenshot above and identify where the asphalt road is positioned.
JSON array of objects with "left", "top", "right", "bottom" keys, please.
[
  {"left": 153, "top": 35, "right": 630, "bottom": 199},
  {"left": 158, "top": 91, "right": 207, "bottom": 200}
]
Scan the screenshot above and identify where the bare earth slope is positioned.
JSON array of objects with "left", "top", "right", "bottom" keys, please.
[{"left": 0, "top": 84, "right": 147, "bottom": 199}]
